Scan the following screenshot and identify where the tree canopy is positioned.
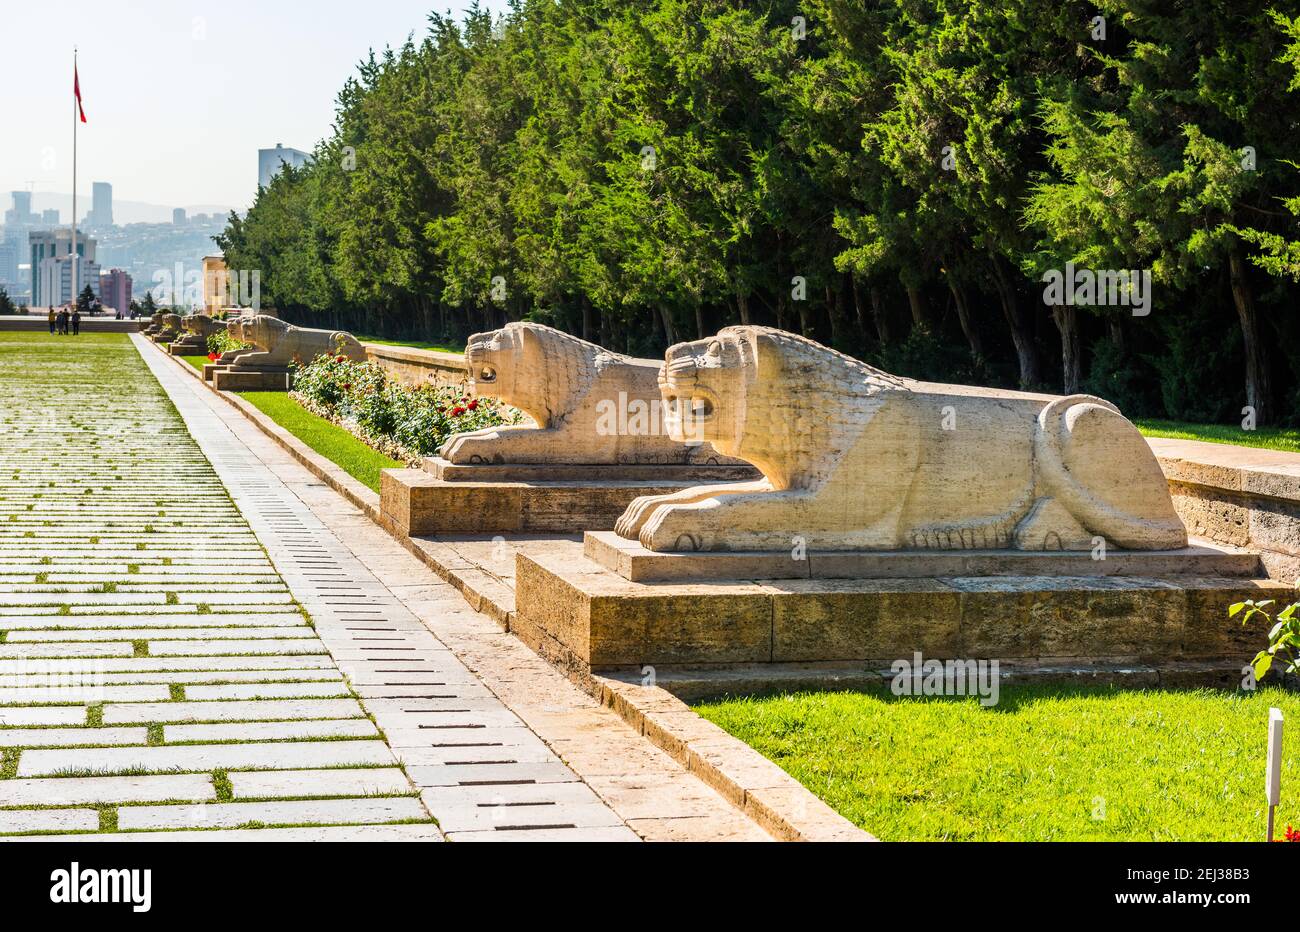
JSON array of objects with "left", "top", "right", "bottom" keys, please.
[{"left": 218, "top": 0, "right": 1300, "bottom": 424}]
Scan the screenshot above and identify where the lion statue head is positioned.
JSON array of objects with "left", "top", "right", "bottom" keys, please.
[
  {"left": 183, "top": 314, "right": 215, "bottom": 337},
  {"left": 463, "top": 322, "right": 601, "bottom": 426},
  {"left": 658, "top": 326, "right": 902, "bottom": 485}
]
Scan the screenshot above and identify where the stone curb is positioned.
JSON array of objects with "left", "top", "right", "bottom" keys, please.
[
  {"left": 142, "top": 338, "right": 865, "bottom": 842},
  {"left": 594, "top": 675, "right": 874, "bottom": 842}
]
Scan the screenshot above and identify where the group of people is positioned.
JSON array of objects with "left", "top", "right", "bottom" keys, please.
[{"left": 47, "top": 307, "right": 82, "bottom": 336}]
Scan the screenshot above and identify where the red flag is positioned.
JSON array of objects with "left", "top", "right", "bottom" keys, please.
[{"left": 74, "top": 65, "right": 86, "bottom": 123}]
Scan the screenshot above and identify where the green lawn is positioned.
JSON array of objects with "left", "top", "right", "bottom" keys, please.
[
  {"left": 237, "top": 391, "right": 402, "bottom": 492},
  {"left": 181, "top": 355, "right": 208, "bottom": 372},
  {"left": 356, "top": 334, "right": 464, "bottom": 354},
  {"left": 1137, "top": 419, "right": 1300, "bottom": 454},
  {"left": 696, "top": 684, "right": 1300, "bottom": 841}
]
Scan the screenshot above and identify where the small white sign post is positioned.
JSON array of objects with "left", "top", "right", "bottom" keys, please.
[{"left": 1266, "top": 707, "right": 1283, "bottom": 842}]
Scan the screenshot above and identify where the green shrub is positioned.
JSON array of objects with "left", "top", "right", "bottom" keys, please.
[
  {"left": 207, "top": 329, "right": 251, "bottom": 356},
  {"left": 291, "top": 355, "right": 521, "bottom": 458}
]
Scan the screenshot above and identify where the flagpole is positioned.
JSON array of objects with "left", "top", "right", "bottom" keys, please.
[{"left": 71, "top": 47, "right": 77, "bottom": 312}]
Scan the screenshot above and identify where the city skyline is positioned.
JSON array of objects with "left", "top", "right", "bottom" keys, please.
[{"left": 0, "top": 0, "right": 512, "bottom": 211}]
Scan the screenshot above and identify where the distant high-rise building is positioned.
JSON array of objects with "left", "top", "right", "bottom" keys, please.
[
  {"left": 41, "top": 209, "right": 59, "bottom": 225},
  {"left": 86, "top": 182, "right": 113, "bottom": 227},
  {"left": 172, "top": 207, "right": 186, "bottom": 225},
  {"left": 258, "top": 143, "right": 311, "bottom": 190},
  {"left": 38, "top": 255, "right": 100, "bottom": 306},
  {"left": 98, "top": 268, "right": 132, "bottom": 314},
  {"left": 28, "top": 230, "right": 96, "bottom": 306},
  {"left": 6, "top": 191, "right": 34, "bottom": 224},
  {"left": 0, "top": 241, "right": 18, "bottom": 292}
]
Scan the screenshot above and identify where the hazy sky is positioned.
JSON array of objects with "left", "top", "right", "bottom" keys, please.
[{"left": 0, "top": 0, "right": 513, "bottom": 213}]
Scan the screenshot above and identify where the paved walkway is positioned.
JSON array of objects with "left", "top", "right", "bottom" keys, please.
[{"left": 0, "top": 332, "right": 766, "bottom": 840}]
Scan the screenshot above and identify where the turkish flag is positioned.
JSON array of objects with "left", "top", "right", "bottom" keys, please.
[{"left": 74, "top": 65, "right": 86, "bottom": 123}]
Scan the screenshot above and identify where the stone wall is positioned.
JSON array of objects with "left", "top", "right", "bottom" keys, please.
[
  {"left": 1151, "top": 437, "right": 1300, "bottom": 585},
  {"left": 363, "top": 343, "right": 465, "bottom": 389}
]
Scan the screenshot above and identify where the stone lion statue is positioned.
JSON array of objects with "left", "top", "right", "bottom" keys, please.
[
  {"left": 156, "top": 313, "right": 183, "bottom": 341},
  {"left": 182, "top": 314, "right": 221, "bottom": 339},
  {"left": 440, "top": 321, "right": 741, "bottom": 466},
  {"left": 224, "top": 315, "right": 366, "bottom": 369},
  {"left": 143, "top": 312, "right": 166, "bottom": 335},
  {"left": 614, "top": 326, "right": 1188, "bottom": 553}
]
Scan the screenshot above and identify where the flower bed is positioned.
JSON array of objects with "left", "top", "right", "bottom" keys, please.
[
  {"left": 207, "top": 329, "right": 250, "bottom": 358},
  {"left": 289, "top": 354, "right": 521, "bottom": 463}
]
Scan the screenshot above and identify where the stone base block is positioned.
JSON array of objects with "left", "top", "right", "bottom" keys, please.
[
  {"left": 202, "top": 363, "right": 225, "bottom": 381},
  {"left": 422, "top": 455, "right": 758, "bottom": 483},
  {"left": 513, "top": 549, "right": 1290, "bottom": 674},
  {"left": 583, "top": 530, "right": 1262, "bottom": 582},
  {"left": 380, "top": 467, "right": 727, "bottom": 536},
  {"left": 167, "top": 340, "right": 206, "bottom": 356},
  {"left": 212, "top": 367, "right": 291, "bottom": 391}
]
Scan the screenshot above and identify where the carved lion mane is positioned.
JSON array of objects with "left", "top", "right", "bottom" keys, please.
[{"left": 616, "top": 325, "right": 1187, "bottom": 553}]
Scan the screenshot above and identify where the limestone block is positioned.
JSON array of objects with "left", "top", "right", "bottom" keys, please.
[
  {"left": 439, "top": 322, "right": 746, "bottom": 468},
  {"left": 769, "top": 578, "right": 962, "bottom": 662},
  {"left": 616, "top": 326, "right": 1188, "bottom": 554},
  {"left": 1168, "top": 483, "right": 1251, "bottom": 547},
  {"left": 379, "top": 468, "right": 690, "bottom": 535}
]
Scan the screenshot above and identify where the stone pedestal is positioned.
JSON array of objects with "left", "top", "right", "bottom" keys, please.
[
  {"left": 512, "top": 542, "right": 1285, "bottom": 676},
  {"left": 380, "top": 467, "right": 739, "bottom": 536},
  {"left": 212, "top": 367, "right": 291, "bottom": 391},
  {"left": 167, "top": 338, "right": 206, "bottom": 356}
]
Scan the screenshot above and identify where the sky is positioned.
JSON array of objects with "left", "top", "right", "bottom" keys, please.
[{"left": 0, "top": 0, "right": 513, "bottom": 216}]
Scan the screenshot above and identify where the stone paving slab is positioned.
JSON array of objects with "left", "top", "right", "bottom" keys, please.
[
  {"left": 228, "top": 767, "right": 413, "bottom": 799},
  {"left": 17, "top": 739, "right": 397, "bottom": 777},
  {"left": 2, "top": 824, "right": 444, "bottom": 842},
  {"left": 117, "top": 796, "right": 427, "bottom": 830},
  {"left": 0, "top": 774, "right": 216, "bottom": 806},
  {"left": 0, "top": 808, "right": 101, "bottom": 833},
  {"left": 181, "top": 682, "right": 352, "bottom": 700},
  {"left": 0, "top": 726, "right": 147, "bottom": 747},
  {"left": 163, "top": 718, "right": 379, "bottom": 743},
  {"left": 103, "top": 698, "right": 366, "bottom": 725}
]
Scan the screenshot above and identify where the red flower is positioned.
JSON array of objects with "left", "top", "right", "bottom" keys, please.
[
  {"left": 451, "top": 406, "right": 465, "bottom": 417},
  {"left": 215, "top": 352, "right": 223, "bottom": 360},
  {"left": 342, "top": 383, "right": 351, "bottom": 390},
  {"left": 1285, "top": 825, "right": 1300, "bottom": 842},
  {"left": 467, "top": 399, "right": 479, "bottom": 411},
  {"left": 207, "top": 352, "right": 217, "bottom": 361},
  {"left": 335, "top": 355, "right": 345, "bottom": 363}
]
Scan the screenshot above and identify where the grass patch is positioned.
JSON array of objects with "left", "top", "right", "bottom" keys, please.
[
  {"left": 354, "top": 334, "right": 463, "bottom": 354},
  {"left": 181, "top": 355, "right": 209, "bottom": 372},
  {"left": 695, "top": 684, "right": 1300, "bottom": 841},
  {"left": 212, "top": 769, "right": 233, "bottom": 801},
  {"left": 0, "top": 749, "right": 19, "bottom": 779},
  {"left": 1137, "top": 419, "right": 1300, "bottom": 455},
  {"left": 237, "top": 391, "right": 403, "bottom": 492}
]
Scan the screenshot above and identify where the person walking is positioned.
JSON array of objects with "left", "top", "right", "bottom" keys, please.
[
  {"left": 47, "top": 307, "right": 56, "bottom": 334},
  {"left": 71, "top": 309, "right": 81, "bottom": 336},
  {"left": 58, "top": 308, "right": 69, "bottom": 335}
]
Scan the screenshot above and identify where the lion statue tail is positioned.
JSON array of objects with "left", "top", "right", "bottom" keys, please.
[{"left": 1028, "top": 394, "right": 1187, "bottom": 550}]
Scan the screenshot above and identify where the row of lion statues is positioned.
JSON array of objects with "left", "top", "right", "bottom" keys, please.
[{"left": 148, "top": 312, "right": 1187, "bottom": 557}]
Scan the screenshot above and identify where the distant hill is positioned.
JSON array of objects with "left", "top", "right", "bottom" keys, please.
[{"left": 21, "top": 193, "right": 235, "bottom": 226}]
